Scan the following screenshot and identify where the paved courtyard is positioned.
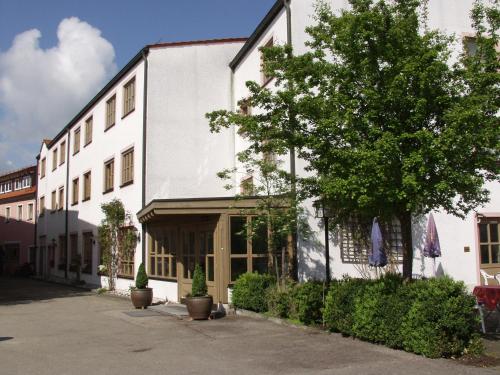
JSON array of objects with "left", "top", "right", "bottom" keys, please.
[{"left": 0, "top": 278, "right": 498, "bottom": 375}]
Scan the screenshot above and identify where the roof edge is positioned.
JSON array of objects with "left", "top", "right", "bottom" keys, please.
[
  {"left": 148, "top": 37, "right": 247, "bottom": 50},
  {"left": 229, "top": 0, "right": 284, "bottom": 70}
]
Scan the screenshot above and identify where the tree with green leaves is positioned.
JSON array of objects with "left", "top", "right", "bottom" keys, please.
[
  {"left": 208, "top": 0, "right": 499, "bottom": 279},
  {"left": 98, "top": 199, "right": 137, "bottom": 290}
]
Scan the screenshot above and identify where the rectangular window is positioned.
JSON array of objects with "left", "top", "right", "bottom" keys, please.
[
  {"left": 5, "top": 207, "right": 10, "bottom": 222},
  {"left": 123, "top": 77, "right": 135, "bottom": 116},
  {"left": 14, "top": 179, "right": 21, "bottom": 190},
  {"left": 261, "top": 37, "right": 274, "bottom": 86},
  {"left": 84, "top": 116, "right": 93, "bottom": 146},
  {"left": 70, "top": 233, "right": 79, "bottom": 270},
  {"left": 17, "top": 205, "right": 22, "bottom": 221},
  {"left": 60, "top": 141, "right": 66, "bottom": 165},
  {"left": 106, "top": 95, "right": 116, "bottom": 129},
  {"left": 83, "top": 171, "right": 91, "bottom": 201},
  {"left": 121, "top": 148, "right": 134, "bottom": 186},
  {"left": 73, "top": 127, "right": 81, "bottom": 155},
  {"left": 72, "top": 178, "right": 79, "bottom": 205},
  {"left": 22, "top": 175, "right": 31, "bottom": 188},
  {"left": 58, "top": 235, "right": 66, "bottom": 270},
  {"left": 52, "top": 148, "right": 58, "bottom": 171},
  {"left": 148, "top": 228, "right": 177, "bottom": 280},
  {"left": 39, "top": 196, "right": 45, "bottom": 216},
  {"left": 103, "top": 159, "right": 114, "bottom": 193},
  {"left": 229, "top": 216, "right": 271, "bottom": 282},
  {"left": 58, "top": 187, "right": 64, "bottom": 210},
  {"left": 479, "top": 218, "right": 500, "bottom": 266},
  {"left": 83, "top": 232, "right": 93, "bottom": 274},
  {"left": 51, "top": 190, "right": 57, "bottom": 211},
  {"left": 41, "top": 158, "right": 46, "bottom": 178},
  {"left": 28, "top": 203, "right": 33, "bottom": 221},
  {"left": 240, "top": 176, "right": 254, "bottom": 196}
]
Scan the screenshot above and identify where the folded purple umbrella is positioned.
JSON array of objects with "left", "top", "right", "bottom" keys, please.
[
  {"left": 423, "top": 213, "right": 441, "bottom": 258},
  {"left": 369, "top": 217, "right": 387, "bottom": 267}
]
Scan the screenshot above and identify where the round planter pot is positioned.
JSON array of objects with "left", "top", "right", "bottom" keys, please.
[
  {"left": 186, "top": 296, "right": 213, "bottom": 320},
  {"left": 130, "top": 288, "right": 153, "bottom": 309}
]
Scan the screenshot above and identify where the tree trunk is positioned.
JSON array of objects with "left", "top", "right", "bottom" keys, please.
[{"left": 398, "top": 211, "right": 413, "bottom": 280}]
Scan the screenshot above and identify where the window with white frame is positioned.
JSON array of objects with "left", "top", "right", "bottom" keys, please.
[
  {"left": 5, "top": 207, "right": 11, "bottom": 222},
  {"left": 17, "top": 205, "right": 22, "bottom": 221},
  {"left": 28, "top": 203, "right": 33, "bottom": 221},
  {"left": 123, "top": 77, "right": 135, "bottom": 116}
]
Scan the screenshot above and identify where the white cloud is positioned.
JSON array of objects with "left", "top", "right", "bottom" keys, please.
[{"left": 0, "top": 17, "right": 116, "bottom": 173}]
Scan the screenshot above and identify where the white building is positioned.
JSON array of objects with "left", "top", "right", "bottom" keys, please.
[{"left": 36, "top": 0, "right": 499, "bottom": 303}]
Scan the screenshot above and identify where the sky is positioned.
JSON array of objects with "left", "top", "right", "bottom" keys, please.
[{"left": 0, "top": 0, "right": 276, "bottom": 173}]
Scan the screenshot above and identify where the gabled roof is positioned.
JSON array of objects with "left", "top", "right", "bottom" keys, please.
[{"left": 229, "top": 0, "right": 284, "bottom": 70}]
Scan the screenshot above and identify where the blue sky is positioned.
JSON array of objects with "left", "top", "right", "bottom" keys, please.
[{"left": 0, "top": 0, "right": 276, "bottom": 172}]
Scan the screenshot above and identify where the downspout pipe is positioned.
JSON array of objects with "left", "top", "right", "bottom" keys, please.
[
  {"left": 65, "top": 130, "right": 71, "bottom": 279},
  {"left": 34, "top": 157, "right": 39, "bottom": 274},
  {"left": 284, "top": 0, "right": 298, "bottom": 280},
  {"left": 141, "top": 49, "right": 149, "bottom": 263}
]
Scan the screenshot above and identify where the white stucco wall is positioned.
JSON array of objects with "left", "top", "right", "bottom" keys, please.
[
  {"left": 36, "top": 61, "right": 145, "bottom": 289},
  {"left": 145, "top": 41, "right": 245, "bottom": 203}
]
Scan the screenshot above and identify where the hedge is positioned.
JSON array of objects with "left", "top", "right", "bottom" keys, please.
[{"left": 231, "top": 272, "right": 274, "bottom": 312}]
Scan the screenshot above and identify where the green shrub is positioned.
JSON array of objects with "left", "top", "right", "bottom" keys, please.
[
  {"left": 267, "top": 284, "right": 292, "bottom": 318},
  {"left": 232, "top": 272, "right": 274, "bottom": 312},
  {"left": 400, "top": 277, "right": 478, "bottom": 358},
  {"left": 351, "top": 273, "right": 407, "bottom": 347},
  {"left": 191, "top": 264, "right": 208, "bottom": 297},
  {"left": 323, "top": 277, "right": 372, "bottom": 335},
  {"left": 135, "top": 263, "right": 148, "bottom": 289},
  {"left": 289, "top": 281, "right": 325, "bottom": 325}
]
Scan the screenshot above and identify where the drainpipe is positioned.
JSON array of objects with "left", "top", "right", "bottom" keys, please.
[
  {"left": 284, "top": 0, "right": 298, "bottom": 280},
  {"left": 34, "top": 158, "right": 39, "bottom": 275},
  {"left": 65, "top": 130, "right": 71, "bottom": 279},
  {"left": 141, "top": 49, "right": 149, "bottom": 263}
]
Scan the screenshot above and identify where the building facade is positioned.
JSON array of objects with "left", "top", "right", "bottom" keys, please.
[
  {"left": 0, "top": 166, "right": 37, "bottom": 275},
  {"left": 36, "top": 0, "right": 499, "bottom": 302}
]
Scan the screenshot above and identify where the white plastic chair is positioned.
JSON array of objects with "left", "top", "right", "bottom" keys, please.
[{"left": 480, "top": 269, "right": 500, "bottom": 285}]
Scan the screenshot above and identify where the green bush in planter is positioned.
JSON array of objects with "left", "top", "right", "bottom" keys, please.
[
  {"left": 400, "top": 277, "right": 478, "bottom": 358},
  {"left": 289, "top": 281, "right": 325, "bottom": 325},
  {"left": 191, "top": 264, "right": 208, "bottom": 297},
  {"left": 323, "top": 277, "right": 372, "bottom": 335},
  {"left": 232, "top": 272, "right": 274, "bottom": 312},
  {"left": 135, "top": 263, "right": 149, "bottom": 289}
]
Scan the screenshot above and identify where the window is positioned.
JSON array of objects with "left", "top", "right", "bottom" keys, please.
[
  {"left": 103, "top": 159, "right": 114, "bottom": 193},
  {"left": 82, "top": 232, "right": 93, "bottom": 274},
  {"left": 73, "top": 127, "right": 81, "bottom": 155},
  {"left": 41, "top": 158, "right": 46, "bottom": 178},
  {"left": 52, "top": 148, "right": 58, "bottom": 171},
  {"left": 51, "top": 190, "right": 57, "bottom": 211},
  {"left": 22, "top": 176, "right": 31, "bottom": 188},
  {"left": 5, "top": 207, "right": 10, "bottom": 222},
  {"left": 464, "top": 36, "right": 478, "bottom": 57},
  {"left": 339, "top": 217, "right": 403, "bottom": 264},
  {"left": 84, "top": 116, "right": 93, "bottom": 146},
  {"left": 479, "top": 218, "right": 499, "bottom": 265},
  {"left": 123, "top": 77, "right": 135, "bottom": 116},
  {"left": 240, "top": 176, "right": 254, "bottom": 196},
  {"left": 70, "top": 233, "right": 79, "bottom": 270},
  {"left": 83, "top": 171, "right": 91, "bottom": 201},
  {"left": 58, "top": 187, "right": 64, "bottom": 210},
  {"left": 14, "top": 179, "right": 22, "bottom": 190},
  {"left": 39, "top": 196, "right": 45, "bottom": 216},
  {"left": 28, "top": 203, "right": 33, "bottom": 221},
  {"left": 118, "top": 227, "right": 136, "bottom": 277},
  {"left": 0, "top": 183, "right": 3, "bottom": 194},
  {"left": 72, "top": 178, "right": 79, "bottom": 205},
  {"left": 58, "top": 235, "right": 66, "bottom": 270},
  {"left": 17, "top": 205, "right": 22, "bottom": 221},
  {"left": 149, "top": 228, "right": 177, "bottom": 280},
  {"left": 5, "top": 181, "right": 11, "bottom": 192},
  {"left": 121, "top": 148, "right": 134, "bottom": 186},
  {"left": 239, "top": 99, "right": 252, "bottom": 116},
  {"left": 60, "top": 141, "right": 66, "bottom": 165},
  {"left": 229, "top": 216, "right": 271, "bottom": 282},
  {"left": 261, "top": 37, "right": 274, "bottom": 86},
  {"left": 106, "top": 95, "right": 116, "bottom": 129}
]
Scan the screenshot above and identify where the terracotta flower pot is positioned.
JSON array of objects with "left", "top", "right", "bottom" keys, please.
[
  {"left": 130, "top": 288, "right": 153, "bottom": 309},
  {"left": 186, "top": 296, "right": 213, "bottom": 320}
]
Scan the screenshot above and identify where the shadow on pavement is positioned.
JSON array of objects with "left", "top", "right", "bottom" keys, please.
[{"left": 0, "top": 276, "right": 91, "bottom": 306}]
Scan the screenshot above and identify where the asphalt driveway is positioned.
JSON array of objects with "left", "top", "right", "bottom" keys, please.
[{"left": 0, "top": 277, "right": 497, "bottom": 375}]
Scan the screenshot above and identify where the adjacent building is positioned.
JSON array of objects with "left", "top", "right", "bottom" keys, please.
[
  {"left": 0, "top": 166, "right": 37, "bottom": 275},
  {"left": 35, "top": 0, "right": 499, "bottom": 302}
]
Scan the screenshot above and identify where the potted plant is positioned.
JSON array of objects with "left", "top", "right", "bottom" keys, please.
[
  {"left": 186, "top": 264, "right": 213, "bottom": 320},
  {"left": 130, "top": 263, "right": 153, "bottom": 309}
]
